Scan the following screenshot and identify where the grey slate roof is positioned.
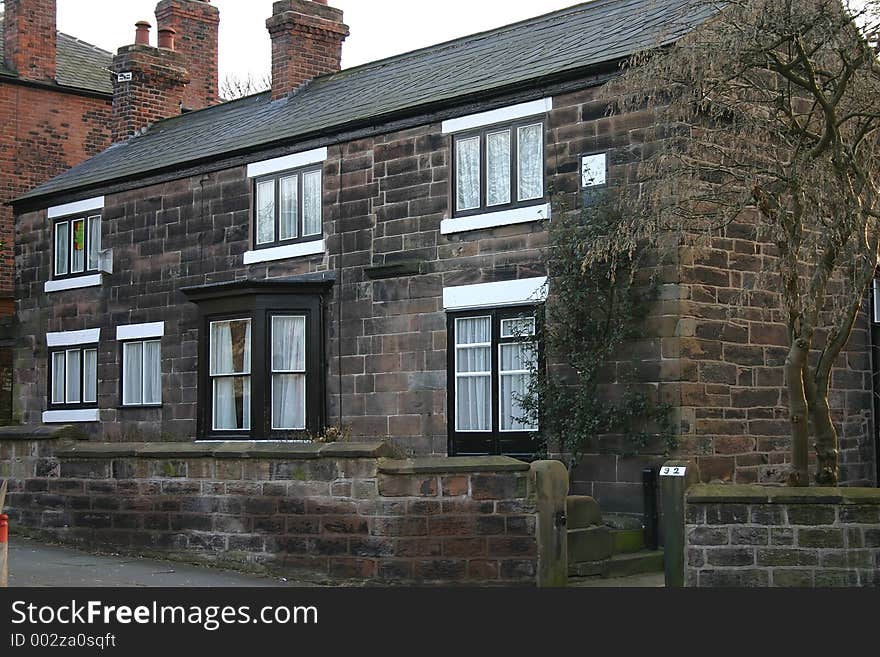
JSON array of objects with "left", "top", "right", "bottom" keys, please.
[
  {"left": 19, "top": 0, "right": 713, "bottom": 204},
  {"left": 0, "top": 16, "right": 113, "bottom": 94}
]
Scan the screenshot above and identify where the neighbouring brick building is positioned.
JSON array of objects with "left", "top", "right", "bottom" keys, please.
[
  {"left": 4, "top": 0, "right": 879, "bottom": 574},
  {"left": 0, "top": 0, "right": 113, "bottom": 423},
  {"left": 0, "top": 0, "right": 220, "bottom": 423}
]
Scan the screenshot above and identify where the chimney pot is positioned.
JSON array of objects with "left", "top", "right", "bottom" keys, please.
[
  {"left": 158, "top": 27, "right": 176, "bottom": 50},
  {"left": 155, "top": 0, "right": 220, "bottom": 108},
  {"left": 135, "top": 21, "right": 152, "bottom": 45}
]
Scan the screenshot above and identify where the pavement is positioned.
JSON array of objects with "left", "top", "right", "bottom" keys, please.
[
  {"left": 6, "top": 536, "right": 310, "bottom": 587},
  {"left": 5, "top": 535, "right": 664, "bottom": 587}
]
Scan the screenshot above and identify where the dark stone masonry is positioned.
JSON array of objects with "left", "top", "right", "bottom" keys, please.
[
  {"left": 0, "top": 434, "right": 537, "bottom": 584},
  {"left": 685, "top": 485, "right": 880, "bottom": 587}
]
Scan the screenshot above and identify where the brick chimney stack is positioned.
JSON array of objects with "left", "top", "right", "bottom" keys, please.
[
  {"left": 155, "top": 0, "right": 220, "bottom": 109},
  {"left": 266, "top": 0, "right": 349, "bottom": 101},
  {"left": 2, "top": 0, "right": 57, "bottom": 82},
  {"left": 111, "top": 21, "right": 190, "bottom": 143}
]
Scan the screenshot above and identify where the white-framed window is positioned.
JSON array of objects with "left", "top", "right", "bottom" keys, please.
[
  {"left": 49, "top": 345, "right": 98, "bottom": 407},
  {"left": 122, "top": 340, "right": 162, "bottom": 406},
  {"left": 254, "top": 167, "right": 322, "bottom": 249},
  {"left": 454, "top": 315, "right": 493, "bottom": 432},
  {"left": 53, "top": 214, "right": 101, "bottom": 279},
  {"left": 452, "top": 119, "right": 545, "bottom": 216},
  {"left": 209, "top": 318, "right": 252, "bottom": 431}
]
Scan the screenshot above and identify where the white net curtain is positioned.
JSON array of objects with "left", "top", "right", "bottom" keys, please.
[{"left": 210, "top": 319, "right": 252, "bottom": 431}]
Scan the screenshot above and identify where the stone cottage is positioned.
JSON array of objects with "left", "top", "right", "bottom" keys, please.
[{"left": 7, "top": 0, "right": 879, "bottom": 539}]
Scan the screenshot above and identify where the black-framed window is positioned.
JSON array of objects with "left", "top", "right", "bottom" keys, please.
[
  {"left": 53, "top": 214, "right": 101, "bottom": 279},
  {"left": 121, "top": 339, "right": 162, "bottom": 407},
  {"left": 452, "top": 118, "right": 545, "bottom": 217},
  {"left": 447, "top": 306, "right": 539, "bottom": 458},
  {"left": 49, "top": 345, "right": 98, "bottom": 409},
  {"left": 253, "top": 166, "right": 323, "bottom": 249},
  {"left": 183, "top": 281, "right": 330, "bottom": 440}
]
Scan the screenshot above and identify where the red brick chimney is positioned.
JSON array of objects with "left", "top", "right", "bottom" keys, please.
[
  {"left": 155, "top": 0, "right": 220, "bottom": 109},
  {"left": 266, "top": 0, "right": 349, "bottom": 101},
  {"left": 2, "top": 0, "right": 57, "bottom": 82},
  {"left": 111, "top": 21, "right": 190, "bottom": 143}
]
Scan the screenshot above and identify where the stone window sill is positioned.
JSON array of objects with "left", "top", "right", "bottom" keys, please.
[
  {"left": 243, "top": 239, "right": 326, "bottom": 265},
  {"left": 42, "top": 409, "right": 100, "bottom": 424},
  {"left": 440, "top": 203, "right": 551, "bottom": 235},
  {"left": 44, "top": 274, "right": 102, "bottom": 293}
]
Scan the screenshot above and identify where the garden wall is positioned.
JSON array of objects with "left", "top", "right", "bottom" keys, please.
[
  {"left": 685, "top": 484, "right": 880, "bottom": 587},
  {"left": 0, "top": 432, "right": 538, "bottom": 585}
]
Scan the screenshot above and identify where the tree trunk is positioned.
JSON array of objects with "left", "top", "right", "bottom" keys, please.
[
  {"left": 808, "top": 391, "right": 839, "bottom": 486},
  {"left": 784, "top": 338, "right": 810, "bottom": 486}
]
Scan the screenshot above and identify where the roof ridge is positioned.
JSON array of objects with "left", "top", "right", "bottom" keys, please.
[
  {"left": 57, "top": 31, "right": 114, "bottom": 58},
  {"left": 321, "top": 0, "right": 626, "bottom": 81}
]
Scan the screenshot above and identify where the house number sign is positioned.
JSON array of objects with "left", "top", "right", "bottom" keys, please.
[{"left": 660, "top": 466, "right": 687, "bottom": 477}]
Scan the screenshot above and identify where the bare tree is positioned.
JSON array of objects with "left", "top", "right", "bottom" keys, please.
[
  {"left": 219, "top": 72, "right": 271, "bottom": 101},
  {"left": 590, "top": 0, "right": 880, "bottom": 485}
]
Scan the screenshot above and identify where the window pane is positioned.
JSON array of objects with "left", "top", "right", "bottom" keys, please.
[
  {"left": 71, "top": 218, "right": 86, "bottom": 273},
  {"left": 87, "top": 216, "right": 101, "bottom": 270},
  {"left": 256, "top": 180, "right": 275, "bottom": 245},
  {"left": 455, "top": 317, "right": 491, "bottom": 373},
  {"left": 518, "top": 123, "right": 543, "bottom": 201},
  {"left": 501, "top": 343, "right": 537, "bottom": 372},
  {"left": 83, "top": 348, "right": 97, "bottom": 404},
  {"left": 123, "top": 342, "right": 143, "bottom": 405},
  {"left": 279, "top": 175, "right": 298, "bottom": 241},
  {"left": 51, "top": 352, "right": 65, "bottom": 404},
  {"left": 455, "top": 316, "right": 491, "bottom": 345},
  {"left": 55, "top": 222, "right": 69, "bottom": 276},
  {"left": 272, "top": 373, "right": 306, "bottom": 430},
  {"left": 272, "top": 316, "right": 306, "bottom": 372},
  {"left": 501, "top": 373, "right": 536, "bottom": 431},
  {"left": 213, "top": 376, "right": 250, "bottom": 430},
  {"left": 456, "top": 136, "right": 481, "bottom": 211},
  {"left": 486, "top": 130, "right": 511, "bottom": 206},
  {"left": 500, "top": 340, "right": 537, "bottom": 432},
  {"left": 303, "top": 170, "right": 322, "bottom": 236},
  {"left": 143, "top": 340, "right": 162, "bottom": 405},
  {"left": 501, "top": 317, "right": 536, "bottom": 338},
  {"left": 210, "top": 319, "right": 251, "bottom": 375},
  {"left": 457, "top": 375, "right": 491, "bottom": 431},
  {"left": 66, "top": 349, "right": 81, "bottom": 404}
]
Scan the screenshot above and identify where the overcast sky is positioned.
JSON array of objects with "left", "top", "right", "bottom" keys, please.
[{"left": 52, "top": 0, "right": 579, "bottom": 84}]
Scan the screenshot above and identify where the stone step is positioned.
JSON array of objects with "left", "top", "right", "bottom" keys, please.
[
  {"left": 567, "top": 549, "right": 664, "bottom": 579},
  {"left": 604, "top": 550, "right": 664, "bottom": 578},
  {"left": 567, "top": 525, "right": 613, "bottom": 564},
  {"left": 566, "top": 495, "right": 602, "bottom": 530},
  {"left": 611, "top": 528, "right": 645, "bottom": 555}
]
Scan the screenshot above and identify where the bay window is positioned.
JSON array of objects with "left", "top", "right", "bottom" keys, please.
[{"left": 182, "top": 279, "right": 331, "bottom": 439}]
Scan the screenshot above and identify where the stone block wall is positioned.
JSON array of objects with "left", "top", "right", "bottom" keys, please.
[
  {"left": 1, "top": 438, "right": 538, "bottom": 585},
  {"left": 672, "top": 213, "right": 876, "bottom": 487},
  {"left": 685, "top": 484, "right": 880, "bottom": 587}
]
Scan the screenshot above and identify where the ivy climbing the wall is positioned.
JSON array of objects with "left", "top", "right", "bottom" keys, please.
[{"left": 518, "top": 195, "right": 675, "bottom": 466}]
